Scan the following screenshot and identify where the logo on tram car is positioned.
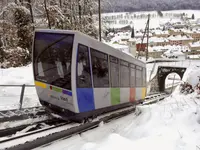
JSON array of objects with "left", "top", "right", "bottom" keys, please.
[
  {"left": 60, "top": 96, "right": 69, "bottom": 102},
  {"left": 49, "top": 94, "right": 71, "bottom": 104}
]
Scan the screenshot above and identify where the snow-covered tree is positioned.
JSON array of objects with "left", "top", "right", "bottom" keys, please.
[
  {"left": 157, "top": 10, "right": 163, "bottom": 17},
  {"left": 2, "top": 2, "right": 33, "bottom": 49},
  {"left": 0, "top": 2, "right": 33, "bottom": 67},
  {"left": 46, "top": 4, "right": 66, "bottom": 29},
  {"left": 0, "top": 0, "right": 98, "bottom": 67}
]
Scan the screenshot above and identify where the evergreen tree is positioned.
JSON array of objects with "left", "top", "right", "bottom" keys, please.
[
  {"left": 0, "top": 2, "right": 33, "bottom": 67},
  {"left": 162, "top": 26, "right": 165, "bottom": 31},
  {"left": 157, "top": 10, "right": 163, "bottom": 17},
  {"left": 131, "top": 26, "right": 135, "bottom": 38},
  {"left": 14, "top": 4, "right": 32, "bottom": 50},
  {"left": 192, "top": 14, "right": 195, "bottom": 19}
]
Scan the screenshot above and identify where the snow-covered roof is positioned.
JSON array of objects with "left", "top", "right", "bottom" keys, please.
[
  {"left": 170, "top": 28, "right": 200, "bottom": 34},
  {"left": 164, "top": 50, "right": 185, "bottom": 57},
  {"left": 148, "top": 46, "right": 165, "bottom": 52},
  {"left": 129, "top": 38, "right": 137, "bottom": 42},
  {"left": 148, "top": 45, "right": 190, "bottom": 53},
  {"left": 113, "top": 32, "right": 131, "bottom": 40},
  {"left": 135, "top": 32, "right": 153, "bottom": 37},
  {"left": 153, "top": 30, "right": 169, "bottom": 35},
  {"left": 196, "top": 18, "right": 200, "bottom": 24},
  {"left": 187, "top": 54, "right": 200, "bottom": 59},
  {"left": 110, "top": 36, "right": 121, "bottom": 43},
  {"left": 168, "top": 34, "right": 193, "bottom": 41},
  {"left": 108, "top": 32, "right": 115, "bottom": 36},
  {"left": 189, "top": 41, "right": 200, "bottom": 48},
  {"left": 136, "top": 37, "right": 169, "bottom": 44},
  {"left": 182, "top": 29, "right": 200, "bottom": 34}
]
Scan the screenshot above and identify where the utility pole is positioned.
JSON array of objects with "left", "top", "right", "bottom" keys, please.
[
  {"left": 98, "top": 0, "right": 101, "bottom": 41},
  {"left": 146, "top": 14, "right": 150, "bottom": 61},
  {"left": 137, "top": 14, "right": 150, "bottom": 60}
]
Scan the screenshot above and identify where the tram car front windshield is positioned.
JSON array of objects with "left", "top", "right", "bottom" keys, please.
[{"left": 33, "top": 32, "right": 74, "bottom": 91}]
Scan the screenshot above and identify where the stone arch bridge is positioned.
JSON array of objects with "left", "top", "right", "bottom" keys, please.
[{"left": 149, "top": 66, "right": 187, "bottom": 93}]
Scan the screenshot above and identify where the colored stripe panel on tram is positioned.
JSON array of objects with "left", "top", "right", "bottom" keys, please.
[
  {"left": 76, "top": 88, "right": 95, "bottom": 112},
  {"left": 49, "top": 85, "right": 72, "bottom": 96},
  {"left": 62, "top": 89, "right": 72, "bottom": 96},
  {"left": 35, "top": 81, "right": 47, "bottom": 89},
  {"left": 51, "top": 86, "right": 62, "bottom": 93},
  {"left": 111, "top": 88, "right": 120, "bottom": 105},
  {"left": 130, "top": 88, "right": 135, "bottom": 102},
  {"left": 142, "top": 88, "right": 146, "bottom": 99}
]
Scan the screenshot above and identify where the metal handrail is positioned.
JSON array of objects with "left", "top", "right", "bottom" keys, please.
[
  {"left": 0, "top": 85, "right": 35, "bottom": 87},
  {"left": 0, "top": 84, "right": 36, "bottom": 110}
]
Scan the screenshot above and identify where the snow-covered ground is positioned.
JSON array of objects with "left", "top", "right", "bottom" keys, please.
[
  {"left": 36, "top": 87, "right": 200, "bottom": 150},
  {"left": 0, "top": 64, "right": 40, "bottom": 110}
]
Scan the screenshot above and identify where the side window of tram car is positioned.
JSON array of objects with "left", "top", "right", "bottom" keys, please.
[
  {"left": 109, "top": 56, "right": 119, "bottom": 87},
  {"left": 136, "top": 66, "right": 142, "bottom": 87},
  {"left": 120, "top": 60, "right": 130, "bottom": 87},
  {"left": 91, "top": 48, "right": 109, "bottom": 87},
  {"left": 77, "top": 44, "right": 92, "bottom": 88},
  {"left": 130, "top": 64, "right": 136, "bottom": 87}
]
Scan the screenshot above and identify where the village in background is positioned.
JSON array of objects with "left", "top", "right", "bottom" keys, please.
[
  {"left": 1, "top": 1, "right": 200, "bottom": 68},
  {"left": 100, "top": 10, "right": 200, "bottom": 61}
]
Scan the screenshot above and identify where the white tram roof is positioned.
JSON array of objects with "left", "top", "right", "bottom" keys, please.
[{"left": 35, "top": 29, "right": 145, "bottom": 68}]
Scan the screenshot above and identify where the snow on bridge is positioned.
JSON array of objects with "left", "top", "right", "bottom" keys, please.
[
  {"left": 146, "top": 59, "right": 200, "bottom": 82},
  {"left": 146, "top": 60, "right": 200, "bottom": 94}
]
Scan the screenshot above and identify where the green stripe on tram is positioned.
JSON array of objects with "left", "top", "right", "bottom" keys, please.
[
  {"left": 111, "top": 88, "right": 120, "bottom": 105},
  {"left": 52, "top": 86, "right": 62, "bottom": 93}
]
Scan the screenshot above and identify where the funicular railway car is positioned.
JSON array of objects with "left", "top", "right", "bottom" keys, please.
[{"left": 33, "top": 29, "right": 146, "bottom": 122}]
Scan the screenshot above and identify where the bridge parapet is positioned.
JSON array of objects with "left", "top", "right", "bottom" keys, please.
[{"left": 148, "top": 65, "right": 186, "bottom": 93}]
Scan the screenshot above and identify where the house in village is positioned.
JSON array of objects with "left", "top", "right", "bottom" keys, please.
[
  {"left": 169, "top": 28, "right": 200, "bottom": 42},
  {"left": 188, "top": 41, "right": 200, "bottom": 55},
  {"left": 168, "top": 34, "right": 193, "bottom": 46},
  {"left": 152, "top": 30, "right": 169, "bottom": 38},
  {"left": 135, "top": 37, "right": 169, "bottom": 52},
  {"left": 148, "top": 45, "right": 190, "bottom": 59}
]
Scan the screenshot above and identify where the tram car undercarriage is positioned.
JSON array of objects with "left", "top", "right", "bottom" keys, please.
[{"left": 33, "top": 29, "right": 146, "bottom": 122}]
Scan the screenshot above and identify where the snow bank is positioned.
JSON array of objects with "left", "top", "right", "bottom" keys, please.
[
  {"left": 37, "top": 90, "right": 200, "bottom": 150},
  {"left": 80, "top": 132, "right": 175, "bottom": 150},
  {"left": 182, "top": 65, "right": 200, "bottom": 88},
  {"left": 0, "top": 64, "right": 40, "bottom": 110},
  {"left": 0, "top": 64, "right": 34, "bottom": 85}
]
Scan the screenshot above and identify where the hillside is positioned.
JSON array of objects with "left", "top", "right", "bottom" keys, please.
[{"left": 102, "top": 0, "right": 200, "bottom": 12}]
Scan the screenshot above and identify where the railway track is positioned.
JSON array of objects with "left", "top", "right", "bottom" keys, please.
[
  {"left": 0, "top": 117, "right": 66, "bottom": 138},
  {"left": 0, "top": 93, "right": 169, "bottom": 150},
  {"left": 0, "top": 107, "right": 46, "bottom": 123},
  {"left": 142, "top": 92, "right": 169, "bottom": 105},
  {"left": 0, "top": 106, "right": 137, "bottom": 150}
]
